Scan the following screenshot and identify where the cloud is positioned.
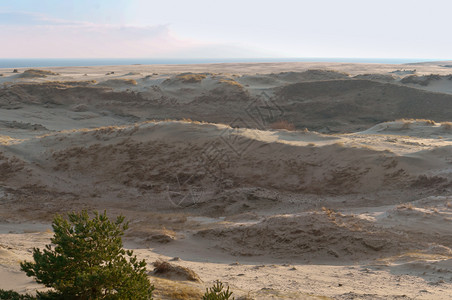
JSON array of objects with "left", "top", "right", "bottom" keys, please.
[
  {"left": 0, "top": 10, "right": 266, "bottom": 58},
  {"left": 0, "top": 11, "right": 81, "bottom": 26}
]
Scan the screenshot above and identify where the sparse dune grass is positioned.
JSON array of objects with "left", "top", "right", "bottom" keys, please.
[
  {"left": 218, "top": 78, "right": 244, "bottom": 88},
  {"left": 176, "top": 73, "right": 207, "bottom": 83}
]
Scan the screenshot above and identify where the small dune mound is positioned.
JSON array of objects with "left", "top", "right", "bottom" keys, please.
[
  {"left": 147, "top": 233, "right": 175, "bottom": 244},
  {"left": 71, "top": 104, "right": 89, "bottom": 112},
  {"left": 152, "top": 260, "right": 202, "bottom": 282},
  {"left": 18, "top": 69, "right": 59, "bottom": 78},
  {"left": 128, "top": 227, "right": 177, "bottom": 244},
  {"left": 98, "top": 79, "right": 138, "bottom": 87},
  {"left": 401, "top": 74, "right": 446, "bottom": 86}
]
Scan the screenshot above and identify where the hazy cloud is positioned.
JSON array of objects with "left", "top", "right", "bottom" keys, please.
[{"left": 0, "top": 10, "right": 266, "bottom": 58}]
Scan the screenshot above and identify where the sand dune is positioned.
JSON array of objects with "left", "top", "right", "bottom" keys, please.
[
  {"left": 2, "top": 63, "right": 452, "bottom": 299},
  {"left": 3, "top": 68, "right": 452, "bottom": 135}
]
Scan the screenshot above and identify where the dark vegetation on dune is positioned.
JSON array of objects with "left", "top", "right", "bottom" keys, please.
[{"left": 275, "top": 79, "right": 452, "bottom": 132}]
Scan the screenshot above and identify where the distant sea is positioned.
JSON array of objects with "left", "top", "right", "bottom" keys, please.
[{"left": 0, "top": 58, "right": 444, "bottom": 68}]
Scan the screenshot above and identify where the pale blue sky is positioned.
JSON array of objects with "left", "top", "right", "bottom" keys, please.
[{"left": 0, "top": 0, "right": 451, "bottom": 59}]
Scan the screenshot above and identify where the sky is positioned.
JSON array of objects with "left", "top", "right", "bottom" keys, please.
[{"left": 0, "top": 0, "right": 451, "bottom": 59}]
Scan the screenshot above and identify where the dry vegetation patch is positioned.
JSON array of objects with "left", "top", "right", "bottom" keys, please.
[{"left": 269, "top": 120, "right": 296, "bottom": 131}]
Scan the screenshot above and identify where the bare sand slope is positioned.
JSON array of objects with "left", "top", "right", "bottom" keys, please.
[{"left": 2, "top": 63, "right": 452, "bottom": 299}]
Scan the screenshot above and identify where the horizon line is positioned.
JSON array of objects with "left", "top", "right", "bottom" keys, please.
[{"left": 0, "top": 57, "right": 450, "bottom": 61}]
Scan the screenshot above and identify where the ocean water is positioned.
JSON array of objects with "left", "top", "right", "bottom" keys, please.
[{"left": 0, "top": 57, "right": 443, "bottom": 68}]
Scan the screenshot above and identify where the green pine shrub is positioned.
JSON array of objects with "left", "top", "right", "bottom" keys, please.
[
  {"left": 20, "top": 210, "right": 154, "bottom": 299},
  {"left": 203, "top": 280, "right": 234, "bottom": 300}
]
